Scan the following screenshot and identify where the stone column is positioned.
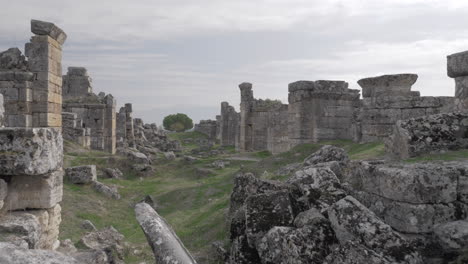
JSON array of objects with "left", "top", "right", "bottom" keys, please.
[
  {"left": 26, "top": 20, "right": 66, "bottom": 128},
  {"left": 447, "top": 51, "right": 468, "bottom": 112},
  {"left": 116, "top": 107, "right": 127, "bottom": 148},
  {"left": 104, "top": 94, "right": 116, "bottom": 154},
  {"left": 238, "top": 82, "right": 253, "bottom": 152},
  {"left": 125, "top": 103, "right": 136, "bottom": 148}
]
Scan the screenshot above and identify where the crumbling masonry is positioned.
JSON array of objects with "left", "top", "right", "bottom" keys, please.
[
  {"left": 198, "top": 72, "right": 456, "bottom": 154},
  {"left": 62, "top": 67, "right": 116, "bottom": 154},
  {"left": 0, "top": 20, "right": 66, "bottom": 250}
]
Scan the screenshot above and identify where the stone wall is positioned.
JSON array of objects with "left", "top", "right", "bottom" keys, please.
[
  {"left": 288, "top": 80, "right": 360, "bottom": 146},
  {"left": 238, "top": 82, "right": 290, "bottom": 153},
  {"left": 355, "top": 74, "right": 454, "bottom": 142},
  {"left": 62, "top": 112, "right": 91, "bottom": 148},
  {"left": 219, "top": 102, "right": 240, "bottom": 147},
  {"left": 62, "top": 68, "right": 116, "bottom": 154},
  {"left": 62, "top": 67, "right": 92, "bottom": 99},
  {"left": 0, "top": 20, "right": 66, "bottom": 250},
  {"left": 194, "top": 119, "right": 217, "bottom": 140}
]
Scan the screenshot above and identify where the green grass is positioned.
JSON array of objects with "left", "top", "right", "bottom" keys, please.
[
  {"left": 405, "top": 149, "right": 468, "bottom": 163},
  {"left": 60, "top": 134, "right": 466, "bottom": 263}
]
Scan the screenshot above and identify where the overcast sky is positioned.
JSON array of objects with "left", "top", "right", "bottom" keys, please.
[{"left": 1, "top": 0, "right": 467, "bottom": 124}]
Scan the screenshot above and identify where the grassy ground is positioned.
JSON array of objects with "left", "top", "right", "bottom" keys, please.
[{"left": 60, "top": 135, "right": 467, "bottom": 263}]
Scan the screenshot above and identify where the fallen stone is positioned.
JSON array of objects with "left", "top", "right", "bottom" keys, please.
[
  {"left": 245, "top": 190, "right": 295, "bottom": 247},
  {"left": 79, "top": 226, "right": 124, "bottom": 263},
  {"left": 91, "top": 181, "right": 120, "bottom": 200},
  {"left": 0, "top": 128, "right": 63, "bottom": 176},
  {"left": 229, "top": 172, "right": 287, "bottom": 218},
  {"left": 134, "top": 202, "right": 198, "bottom": 264},
  {"left": 293, "top": 207, "right": 326, "bottom": 228},
  {"left": 4, "top": 170, "right": 63, "bottom": 210},
  {"left": 303, "top": 145, "right": 349, "bottom": 167},
  {"left": 212, "top": 241, "right": 229, "bottom": 263},
  {"left": 287, "top": 166, "right": 345, "bottom": 211},
  {"left": 433, "top": 220, "right": 468, "bottom": 252},
  {"left": 65, "top": 165, "right": 97, "bottom": 184},
  {"left": 73, "top": 249, "right": 108, "bottom": 264},
  {"left": 257, "top": 219, "right": 337, "bottom": 264},
  {"left": 183, "top": 155, "right": 198, "bottom": 163},
  {"left": 276, "top": 162, "right": 302, "bottom": 176},
  {"left": 102, "top": 168, "right": 123, "bottom": 179},
  {"left": 131, "top": 164, "right": 153, "bottom": 174},
  {"left": 0, "top": 211, "right": 41, "bottom": 249},
  {"left": 0, "top": 242, "right": 78, "bottom": 264},
  {"left": 57, "top": 239, "right": 77, "bottom": 255},
  {"left": 327, "top": 196, "right": 422, "bottom": 263},
  {"left": 229, "top": 235, "right": 261, "bottom": 264},
  {"left": 212, "top": 160, "right": 229, "bottom": 169},
  {"left": 163, "top": 151, "right": 176, "bottom": 160},
  {"left": 386, "top": 113, "right": 468, "bottom": 159},
  {"left": 81, "top": 220, "right": 97, "bottom": 232},
  {"left": 119, "top": 148, "right": 151, "bottom": 164},
  {"left": 31, "top": 19, "right": 67, "bottom": 45},
  {"left": 324, "top": 241, "right": 394, "bottom": 264}
]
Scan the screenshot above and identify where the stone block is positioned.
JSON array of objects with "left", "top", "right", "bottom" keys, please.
[
  {"left": 4, "top": 170, "right": 63, "bottom": 210},
  {"left": 6, "top": 114, "right": 32, "bottom": 127},
  {"left": 288, "top": 80, "right": 315, "bottom": 92},
  {"left": 67, "top": 67, "right": 88, "bottom": 76},
  {"left": 447, "top": 50, "right": 468, "bottom": 78},
  {"left": 0, "top": 211, "right": 41, "bottom": 249},
  {"left": 0, "top": 48, "right": 27, "bottom": 71},
  {"left": 31, "top": 19, "right": 67, "bottom": 45},
  {"left": 0, "top": 128, "right": 62, "bottom": 175},
  {"left": 32, "top": 113, "right": 62, "bottom": 127},
  {"left": 358, "top": 74, "right": 418, "bottom": 98},
  {"left": 434, "top": 220, "right": 468, "bottom": 251},
  {"left": 65, "top": 165, "right": 97, "bottom": 184},
  {"left": 245, "top": 190, "right": 295, "bottom": 248}
]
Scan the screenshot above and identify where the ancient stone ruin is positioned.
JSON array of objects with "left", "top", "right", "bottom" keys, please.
[
  {"left": 62, "top": 67, "right": 116, "bottom": 153},
  {"left": 198, "top": 72, "right": 456, "bottom": 154},
  {"left": 0, "top": 19, "right": 66, "bottom": 251}
]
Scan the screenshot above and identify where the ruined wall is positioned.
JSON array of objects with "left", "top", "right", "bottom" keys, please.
[
  {"left": 288, "top": 80, "right": 360, "bottom": 147},
  {"left": 238, "top": 82, "right": 289, "bottom": 153},
  {"left": 194, "top": 120, "right": 217, "bottom": 140},
  {"left": 356, "top": 74, "right": 454, "bottom": 142},
  {"left": 62, "top": 68, "right": 116, "bottom": 154},
  {"left": 219, "top": 102, "right": 240, "bottom": 147},
  {"left": 0, "top": 19, "right": 66, "bottom": 250},
  {"left": 62, "top": 67, "right": 92, "bottom": 99},
  {"left": 62, "top": 111, "right": 90, "bottom": 148}
]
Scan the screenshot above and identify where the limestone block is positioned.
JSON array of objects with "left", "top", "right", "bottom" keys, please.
[
  {"left": 0, "top": 242, "right": 79, "bottom": 264},
  {"left": 6, "top": 114, "right": 32, "bottom": 127},
  {"left": 4, "top": 170, "right": 63, "bottom": 210},
  {"left": 358, "top": 74, "right": 418, "bottom": 98},
  {"left": 288, "top": 80, "right": 316, "bottom": 92},
  {"left": 328, "top": 196, "right": 422, "bottom": 262},
  {"left": 434, "top": 220, "right": 468, "bottom": 251},
  {"left": 31, "top": 19, "right": 67, "bottom": 45},
  {"left": 0, "top": 128, "right": 62, "bottom": 175},
  {"left": 257, "top": 221, "right": 336, "bottom": 264},
  {"left": 245, "top": 190, "right": 295, "bottom": 248},
  {"left": 0, "top": 211, "right": 41, "bottom": 249},
  {"left": 65, "top": 165, "right": 96, "bottom": 184},
  {"left": 447, "top": 50, "right": 468, "bottom": 78},
  {"left": 91, "top": 181, "right": 120, "bottom": 200},
  {"left": 351, "top": 163, "right": 459, "bottom": 204}
]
